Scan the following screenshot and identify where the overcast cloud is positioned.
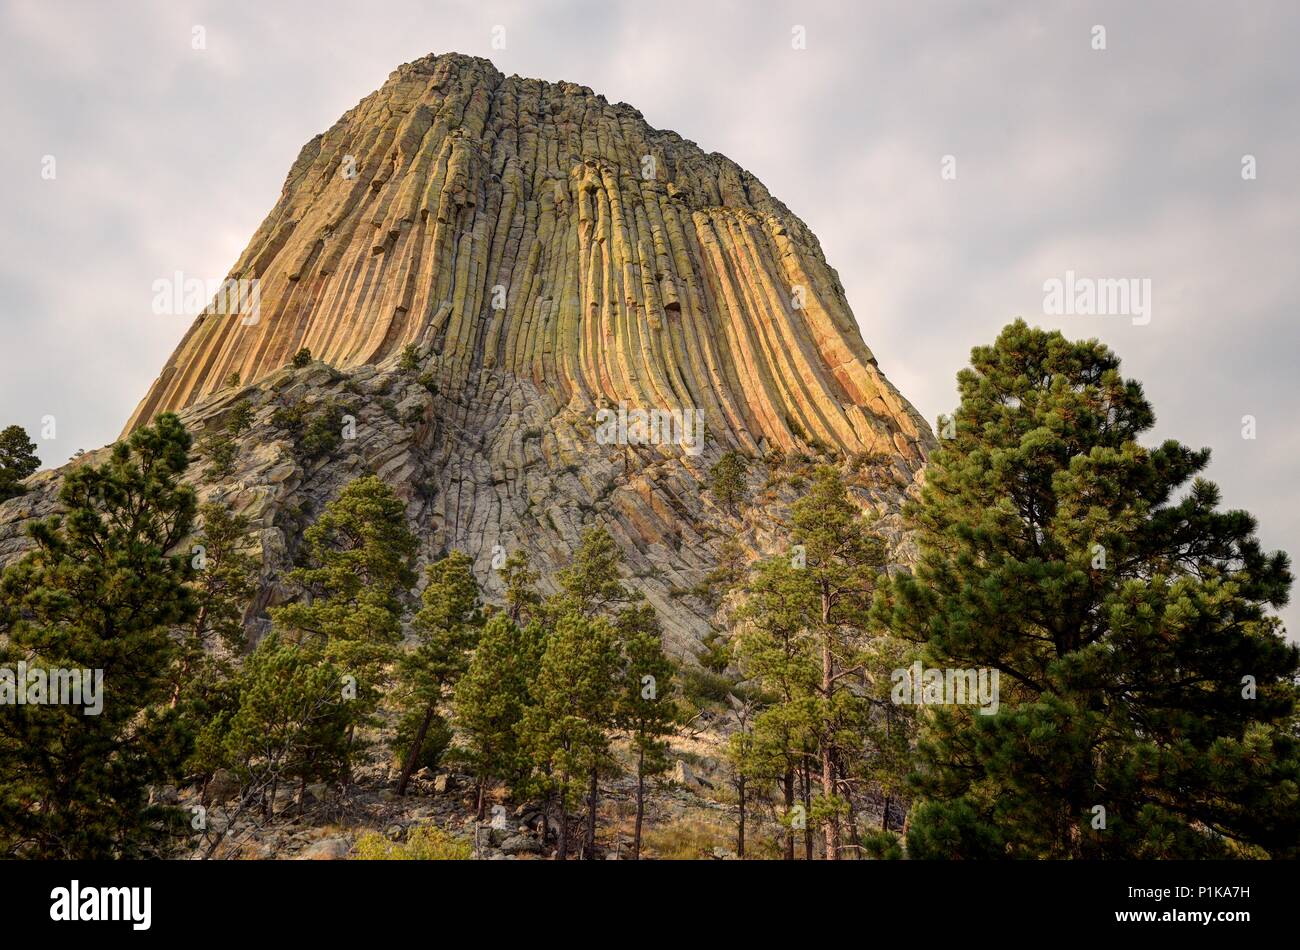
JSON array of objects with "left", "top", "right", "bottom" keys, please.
[{"left": 1, "top": 0, "right": 1296, "bottom": 633}]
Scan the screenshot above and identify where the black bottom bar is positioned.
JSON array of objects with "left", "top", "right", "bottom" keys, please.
[{"left": 1, "top": 859, "right": 1286, "bottom": 938}]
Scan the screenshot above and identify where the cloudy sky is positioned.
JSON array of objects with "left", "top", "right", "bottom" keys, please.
[{"left": 2, "top": 0, "right": 1297, "bottom": 632}]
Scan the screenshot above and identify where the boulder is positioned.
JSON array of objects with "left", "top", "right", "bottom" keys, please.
[
  {"left": 303, "top": 782, "right": 332, "bottom": 804},
  {"left": 670, "top": 760, "right": 713, "bottom": 792},
  {"left": 500, "top": 834, "right": 543, "bottom": 855},
  {"left": 298, "top": 837, "right": 351, "bottom": 860},
  {"left": 206, "top": 769, "right": 240, "bottom": 803}
]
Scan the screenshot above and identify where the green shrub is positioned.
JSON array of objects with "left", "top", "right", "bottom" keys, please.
[
  {"left": 226, "top": 400, "right": 255, "bottom": 435},
  {"left": 679, "top": 666, "right": 736, "bottom": 707},
  {"left": 698, "top": 631, "right": 731, "bottom": 674},
  {"left": 709, "top": 451, "right": 748, "bottom": 512},
  {"left": 201, "top": 434, "right": 237, "bottom": 480},
  {"left": 271, "top": 401, "right": 308, "bottom": 433},
  {"left": 300, "top": 403, "right": 344, "bottom": 459},
  {"left": 352, "top": 824, "right": 471, "bottom": 860}
]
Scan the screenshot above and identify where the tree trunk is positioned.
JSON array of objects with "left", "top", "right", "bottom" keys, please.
[
  {"left": 171, "top": 609, "right": 208, "bottom": 709},
  {"left": 633, "top": 749, "right": 645, "bottom": 860},
  {"left": 343, "top": 723, "right": 355, "bottom": 785},
  {"left": 821, "top": 633, "right": 840, "bottom": 861},
  {"left": 801, "top": 764, "right": 814, "bottom": 860},
  {"left": 736, "top": 772, "right": 746, "bottom": 858},
  {"left": 396, "top": 702, "right": 436, "bottom": 796},
  {"left": 169, "top": 653, "right": 191, "bottom": 709},
  {"left": 844, "top": 775, "right": 863, "bottom": 859},
  {"left": 783, "top": 769, "right": 796, "bottom": 861},
  {"left": 556, "top": 777, "right": 569, "bottom": 861},
  {"left": 476, "top": 779, "right": 487, "bottom": 820},
  {"left": 882, "top": 795, "right": 891, "bottom": 831},
  {"left": 583, "top": 766, "right": 599, "bottom": 859}
]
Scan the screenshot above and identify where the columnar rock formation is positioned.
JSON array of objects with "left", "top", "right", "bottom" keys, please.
[
  {"left": 125, "top": 53, "right": 928, "bottom": 463},
  {"left": 5, "top": 53, "right": 933, "bottom": 653}
]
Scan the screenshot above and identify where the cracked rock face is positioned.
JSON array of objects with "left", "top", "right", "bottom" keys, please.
[{"left": 3, "top": 52, "right": 935, "bottom": 656}]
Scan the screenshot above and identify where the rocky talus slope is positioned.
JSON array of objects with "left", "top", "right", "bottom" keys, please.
[{"left": 1, "top": 52, "right": 933, "bottom": 655}]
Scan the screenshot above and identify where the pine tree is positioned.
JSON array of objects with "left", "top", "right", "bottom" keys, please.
[
  {"left": 226, "top": 401, "right": 255, "bottom": 435},
  {"left": 0, "top": 413, "right": 197, "bottom": 857},
  {"left": 0, "top": 424, "right": 40, "bottom": 502},
  {"left": 171, "top": 502, "right": 257, "bottom": 708},
  {"left": 614, "top": 603, "right": 677, "bottom": 859},
  {"left": 709, "top": 450, "right": 748, "bottom": 514},
  {"left": 722, "top": 696, "right": 759, "bottom": 862},
  {"left": 395, "top": 550, "right": 484, "bottom": 796},
  {"left": 546, "top": 526, "right": 657, "bottom": 857},
  {"left": 500, "top": 549, "right": 541, "bottom": 624},
  {"left": 211, "top": 633, "right": 352, "bottom": 820},
  {"left": 453, "top": 613, "right": 544, "bottom": 809},
  {"left": 858, "top": 634, "right": 919, "bottom": 835},
  {"left": 733, "top": 555, "right": 821, "bottom": 859},
  {"left": 170, "top": 505, "right": 258, "bottom": 790},
  {"left": 271, "top": 475, "right": 418, "bottom": 744},
  {"left": 199, "top": 433, "right": 238, "bottom": 481},
  {"left": 790, "top": 466, "right": 887, "bottom": 859},
  {"left": 398, "top": 343, "right": 421, "bottom": 371},
  {"left": 873, "top": 320, "right": 1299, "bottom": 858},
  {"left": 474, "top": 528, "right": 673, "bottom": 859},
  {"left": 551, "top": 525, "right": 630, "bottom": 618},
  {"left": 699, "top": 535, "right": 747, "bottom": 608},
  {"left": 520, "top": 609, "right": 620, "bottom": 860}
]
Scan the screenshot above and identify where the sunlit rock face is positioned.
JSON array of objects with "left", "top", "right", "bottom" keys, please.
[
  {"left": 8, "top": 53, "right": 934, "bottom": 653},
  {"left": 125, "top": 53, "right": 929, "bottom": 462}
]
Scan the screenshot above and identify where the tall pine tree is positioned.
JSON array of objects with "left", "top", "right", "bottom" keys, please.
[
  {"left": 203, "top": 632, "right": 352, "bottom": 821},
  {"left": 394, "top": 550, "right": 484, "bottom": 796},
  {"left": 790, "top": 466, "right": 887, "bottom": 859},
  {"left": 271, "top": 475, "right": 418, "bottom": 764},
  {"left": 454, "top": 612, "right": 544, "bottom": 812},
  {"left": 614, "top": 602, "right": 677, "bottom": 859},
  {"left": 733, "top": 555, "right": 821, "bottom": 859},
  {"left": 170, "top": 502, "right": 257, "bottom": 710},
  {"left": 0, "top": 414, "right": 196, "bottom": 857},
  {"left": 873, "top": 320, "right": 1299, "bottom": 858},
  {"left": 519, "top": 610, "right": 619, "bottom": 860}
]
